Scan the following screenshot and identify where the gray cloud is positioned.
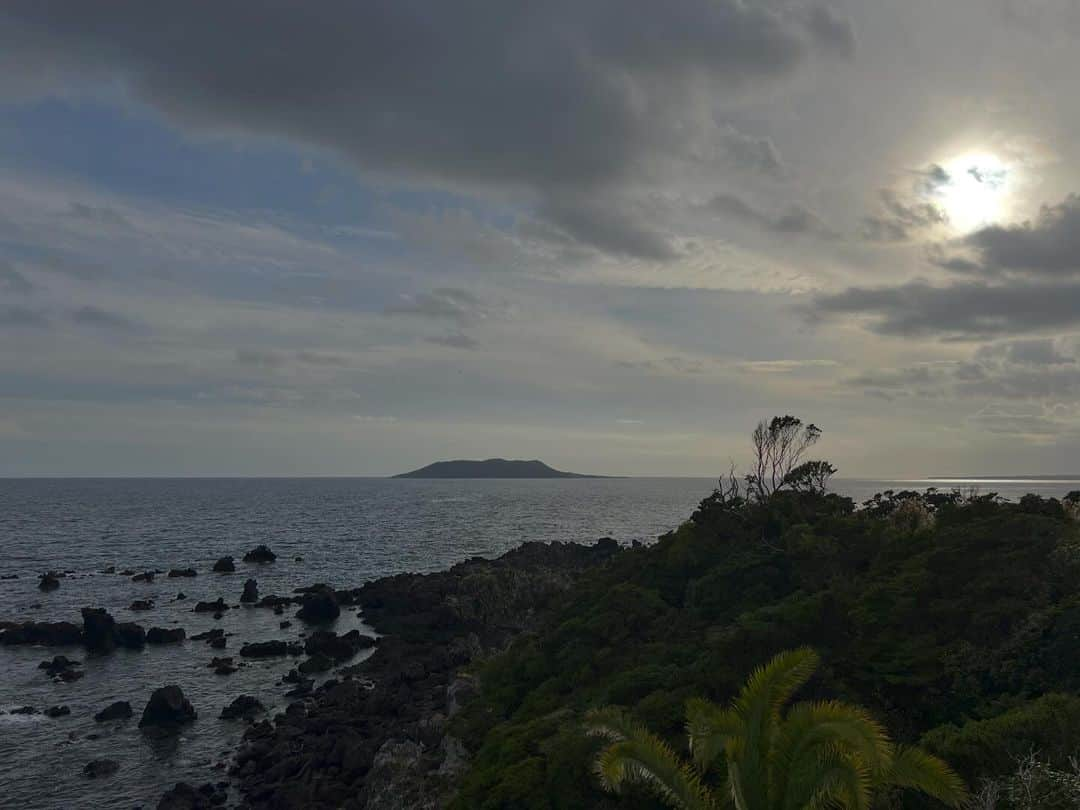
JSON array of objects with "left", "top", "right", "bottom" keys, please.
[
  {"left": 708, "top": 193, "right": 837, "bottom": 238},
  {"left": 0, "top": 260, "right": 34, "bottom": 293},
  {"left": 425, "top": 332, "right": 480, "bottom": 350},
  {"left": 715, "top": 125, "right": 787, "bottom": 177},
  {"left": 385, "top": 288, "right": 488, "bottom": 326},
  {"left": 235, "top": 348, "right": 350, "bottom": 368},
  {"left": 70, "top": 305, "right": 138, "bottom": 332},
  {"left": 813, "top": 280, "right": 1080, "bottom": 339},
  {"left": 960, "top": 194, "right": 1080, "bottom": 276},
  {"left": 0, "top": 305, "right": 48, "bottom": 328},
  {"left": 0, "top": 2, "right": 852, "bottom": 258},
  {"left": 539, "top": 194, "right": 678, "bottom": 260},
  {"left": 861, "top": 187, "right": 948, "bottom": 242}
]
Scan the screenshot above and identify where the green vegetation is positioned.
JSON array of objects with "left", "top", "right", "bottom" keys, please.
[
  {"left": 449, "top": 418, "right": 1080, "bottom": 809},
  {"left": 588, "top": 647, "right": 965, "bottom": 809}
]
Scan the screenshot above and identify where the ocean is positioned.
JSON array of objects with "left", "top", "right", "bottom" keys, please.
[{"left": 2, "top": 476, "right": 1078, "bottom": 808}]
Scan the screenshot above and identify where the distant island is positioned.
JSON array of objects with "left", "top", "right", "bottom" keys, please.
[{"left": 393, "top": 458, "right": 601, "bottom": 479}]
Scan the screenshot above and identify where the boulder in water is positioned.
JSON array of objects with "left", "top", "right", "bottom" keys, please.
[
  {"left": 139, "top": 685, "right": 196, "bottom": 729},
  {"left": 115, "top": 622, "right": 146, "bottom": 649},
  {"left": 38, "top": 572, "right": 61, "bottom": 591},
  {"left": 146, "top": 627, "right": 186, "bottom": 644},
  {"left": 130, "top": 599, "right": 154, "bottom": 611},
  {"left": 83, "top": 759, "right": 119, "bottom": 778},
  {"left": 296, "top": 585, "right": 340, "bottom": 623},
  {"left": 239, "top": 640, "right": 290, "bottom": 658},
  {"left": 219, "top": 694, "right": 264, "bottom": 721},
  {"left": 81, "top": 607, "right": 117, "bottom": 654},
  {"left": 193, "top": 598, "right": 228, "bottom": 613},
  {"left": 240, "top": 579, "right": 258, "bottom": 603},
  {"left": 242, "top": 545, "right": 276, "bottom": 563},
  {"left": 212, "top": 556, "right": 235, "bottom": 573},
  {"left": 94, "top": 701, "right": 133, "bottom": 722},
  {"left": 45, "top": 705, "right": 70, "bottom": 718},
  {"left": 168, "top": 568, "right": 197, "bottom": 578},
  {"left": 132, "top": 571, "right": 156, "bottom": 583}
]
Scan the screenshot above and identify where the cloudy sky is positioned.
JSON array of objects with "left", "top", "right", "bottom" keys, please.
[{"left": 1, "top": 1, "right": 1079, "bottom": 476}]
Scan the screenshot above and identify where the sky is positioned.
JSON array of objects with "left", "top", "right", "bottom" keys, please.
[{"left": 1, "top": 1, "right": 1079, "bottom": 477}]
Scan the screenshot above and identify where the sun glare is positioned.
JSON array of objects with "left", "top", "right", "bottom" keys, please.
[{"left": 933, "top": 152, "right": 1011, "bottom": 233}]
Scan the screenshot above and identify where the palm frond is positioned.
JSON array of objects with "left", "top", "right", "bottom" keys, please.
[
  {"left": 587, "top": 707, "right": 717, "bottom": 810},
  {"left": 882, "top": 746, "right": 968, "bottom": 808},
  {"left": 686, "top": 696, "right": 744, "bottom": 771}
]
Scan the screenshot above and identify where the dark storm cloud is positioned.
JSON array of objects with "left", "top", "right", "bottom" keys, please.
[
  {"left": 707, "top": 193, "right": 837, "bottom": 238},
  {"left": 0, "top": 1, "right": 853, "bottom": 258},
  {"left": 960, "top": 194, "right": 1080, "bottom": 276},
  {"left": 813, "top": 280, "right": 1080, "bottom": 339}
]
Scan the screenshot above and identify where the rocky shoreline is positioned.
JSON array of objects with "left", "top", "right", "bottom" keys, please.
[
  {"left": 1, "top": 538, "right": 620, "bottom": 809},
  {"left": 229, "top": 538, "right": 619, "bottom": 809}
]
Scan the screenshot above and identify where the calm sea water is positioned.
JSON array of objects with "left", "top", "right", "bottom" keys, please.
[{"left": 1, "top": 476, "right": 1077, "bottom": 808}]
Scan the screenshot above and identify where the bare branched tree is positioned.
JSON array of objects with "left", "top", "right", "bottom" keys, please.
[{"left": 746, "top": 415, "right": 823, "bottom": 501}]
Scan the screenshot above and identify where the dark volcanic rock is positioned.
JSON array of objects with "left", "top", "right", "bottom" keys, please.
[
  {"left": 45, "top": 705, "right": 70, "bottom": 718},
  {"left": 83, "top": 759, "right": 119, "bottom": 778},
  {"left": 231, "top": 538, "right": 620, "bottom": 809},
  {"left": 304, "top": 629, "right": 375, "bottom": 662},
  {"left": 242, "top": 545, "right": 276, "bottom": 564},
  {"left": 193, "top": 598, "right": 229, "bottom": 613},
  {"left": 10, "top": 705, "right": 37, "bottom": 715},
  {"left": 95, "top": 701, "right": 133, "bottom": 722},
  {"left": 146, "top": 627, "right": 186, "bottom": 644},
  {"left": 296, "top": 585, "right": 340, "bottom": 623},
  {"left": 0, "top": 621, "right": 83, "bottom": 646},
  {"left": 212, "top": 556, "right": 235, "bottom": 573},
  {"left": 115, "top": 621, "right": 146, "bottom": 649},
  {"left": 130, "top": 599, "right": 154, "bottom": 611},
  {"left": 139, "top": 685, "right": 196, "bottom": 729},
  {"left": 38, "top": 572, "right": 61, "bottom": 591},
  {"left": 175, "top": 592, "right": 187, "bottom": 600},
  {"left": 210, "top": 636, "right": 227, "bottom": 649},
  {"left": 39, "top": 655, "right": 80, "bottom": 677},
  {"left": 220, "top": 695, "right": 265, "bottom": 721},
  {"left": 239, "top": 640, "right": 293, "bottom": 658},
  {"left": 157, "top": 781, "right": 225, "bottom": 809},
  {"left": 168, "top": 568, "right": 197, "bottom": 578},
  {"left": 132, "top": 571, "right": 156, "bottom": 583},
  {"left": 191, "top": 628, "right": 224, "bottom": 643},
  {"left": 210, "top": 656, "right": 238, "bottom": 676},
  {"left": 81, "top": 607, "right": 117, "bottom": 654},
  {"left": 298, "top": 653, "right": 333, "bottom": 674},
  {"left": 240, "top": 579, "right": 258, "bottom": 604}
]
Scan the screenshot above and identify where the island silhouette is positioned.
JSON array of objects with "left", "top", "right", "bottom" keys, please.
[{"left": 393, "top": 458, "right": 601, "bottom": 479}]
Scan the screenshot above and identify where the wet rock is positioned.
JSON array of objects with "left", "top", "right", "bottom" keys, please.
[
  {"left": 298, "top": 653, "right": 333, "bottom": 674},
  {"left": 38, "top": 572, "right": 61, "bottom": 591},
  {"left": 119, "top": 569, "right": 135, "bottom": 576},
  {"left": 130, "top": 599, "right": 154, "bottom": 611},
  {"left": 190, "top": 628, "right": 224, "bottom": 642},
  {"left": 94, "top": 701, "right": 133, "bottom": 722},
  {"left": 132, "top": 571, "right": 156, "bottom": 583},
  {"left": 83, "top": 759, "right": 119, "bottom": 779},
  {"left": 45, "top": 705, "right": 70, "bottom": 718},
  {"left": 284, "top": 677, "right": 314, "bottom": 698},
  {"left": 279, "top": 620, "right": 292, "bottom": 629},
  {"left": 139, "top": 685, "right": 196, "bottom": 729},
  {"left": 146, "top": 627, "right": 186, "bottom": 644},
  {"left": 220, "top": 695, "right": 265, "bottom": 721},
  {"left": 211, "top": 656, "right": 237, "bottom": 675},
  {"left": 212, "top": 556, "right": 235, "bottom": 573},
  {"left": 361, "top": 739, "right": 436, "bottom": 810},
  {"left": 296, "top": 585, "right": 340, "bottom": 623},
  {"left": 168, "top": 568, "right": 197, "bottom": 578},
  {"left": 175, "top": 592, "right": 187, "bottom": 600},
  {"left": 242, "top": 545, "right": 276, "bottom": 564},
  {"left": 58, "top": 669, "right": 85, "bottom": 682},
  {"left": 0, "top": 573, "right": 18, "bottom": 580},
  {"left": 240, "top": 579, "right": 258, "bottom": 603},
  {"left": 100, "top": 566, "right": 115, "bottom": 574},
  {"left": 256, "top": 594, "right": 294, "bottom": 609},
  {"left": 81, "top": 608, "right": 117, "bottom": 654},
  {"left": 0, "top": 621, "right": 83, "bottom": 646},
  {"left": 115, "top": 621, "right": 146, "bottom": 649},
  {"left": 239, "top": 640, "right": 290, "bottom": 658},
  {"left": 10, "top": 705, "right": 37, "bottom": 715},
  {"left": 304, "top": 629, "right": 375, "bottom": 661},
  {"left": 210, "top": 636, "right": 227, "bottom": 649},
  {"left": 157, "top": 781, "right": 225, "bottom": 809},
  {"left": 39, "top": 655, "right": 81, "bottom": 676},
  {"left": 193, "top": 598, "right": 229, "bottom": 613}
]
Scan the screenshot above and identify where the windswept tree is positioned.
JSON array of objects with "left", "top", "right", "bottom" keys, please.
[
  {"left": 747, "top": 416, "right": 826, "bottom": 501},
  {"left": 587, "top": 647, "right": 967, "bottom": 810}
]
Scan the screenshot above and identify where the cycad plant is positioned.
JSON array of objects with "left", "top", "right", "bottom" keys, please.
[{"left": 586, "top": 647, "right": 966, "bottom": 809}]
